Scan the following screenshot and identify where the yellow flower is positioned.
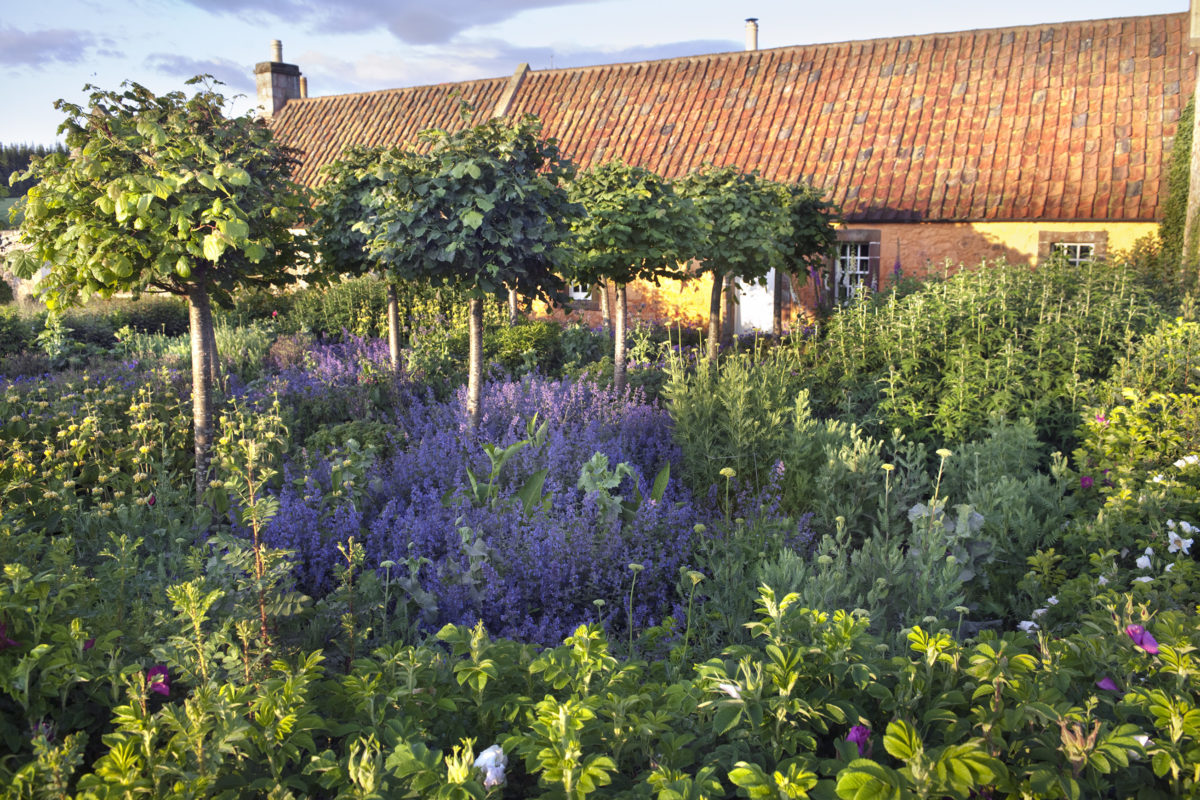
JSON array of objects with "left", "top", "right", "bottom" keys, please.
[
  {"left": 719, "top": 467, "right": 737, "bottom": 479},
  {"left": 936, "top": 448, "right": 952, "bottom": 459}
]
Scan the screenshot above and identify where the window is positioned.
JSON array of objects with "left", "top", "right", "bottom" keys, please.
[
  {"left": 1037, "top": 231, "right": 1108, "bottom": 265},
  {"left": 830, "top": 229, "right": 880, "bottom": 303},
  {"left": 1051, "top": 242, "right": 1095, "bottom": 267},
  {"left": 568, "top": 283, "right": 590, "bottom": 301}
]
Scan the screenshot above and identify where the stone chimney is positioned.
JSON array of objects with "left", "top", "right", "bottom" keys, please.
[
  {"left": 255, "top": 39, "right": 303, "bottom": 119},
  {"left": 745, "top": 18, "right": 759, "bottom": 51}
]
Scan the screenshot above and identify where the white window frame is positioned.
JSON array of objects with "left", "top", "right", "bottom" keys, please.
[
  {"left": 835, "top": 241, "right": 873, "bottom": 302},
  {"left": 568, "top": 283, "right": 590, "bottom": 301},
  {"left": 1050, "top": 242, "right": 1096, "bottom": 268}
]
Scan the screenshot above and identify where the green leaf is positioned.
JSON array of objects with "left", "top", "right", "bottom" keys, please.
[
  {"left": 883, "top": 720, "right": 922, "bottom": 762},
  {"left": 462, "top": 210, "right": 484, "bottom": 230},
  {"left": 202, "top": 231, "right": 227, "bottom": 262}
]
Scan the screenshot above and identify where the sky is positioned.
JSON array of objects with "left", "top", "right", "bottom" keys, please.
[{"left": 2, "top": 0, "right": 1188, "bottom": 145}]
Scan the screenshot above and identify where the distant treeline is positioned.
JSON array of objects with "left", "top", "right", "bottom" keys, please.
[{"left": 1, "top": 143, "right": 67, "bottom": 198}]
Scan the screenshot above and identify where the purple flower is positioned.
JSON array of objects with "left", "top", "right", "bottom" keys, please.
[
  {"left": 147, "top": 665, "right": 170, "bottom": 696},
  {"left": 846, "top": 724, "right": 871, "bottom": 756},
  {"left": 0, "top": 622, "right": 18, "bottom": 650},
  {"left": 1125, "top": 625, "right": 1159, "bottom": 655},
  {"left": 1080, "top": 475, "right": 1094, "bottom": 489},
  {"left": 83, "top": 638, "right": 95, "bottom": 652},
  {"left": 1096, "top": 676, "right": 1120, "bottom": 691}
]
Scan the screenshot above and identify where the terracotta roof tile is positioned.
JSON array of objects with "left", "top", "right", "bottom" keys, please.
[{"left": 272, "top": 12, "right": 1193, "bottom": 222}]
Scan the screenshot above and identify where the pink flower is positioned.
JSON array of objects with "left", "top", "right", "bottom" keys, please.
[
  {"left": 1096, "top": 412, "right": 1108, "bottom": 425},
  {"left": 1126, "top": 625, "right": 1159, "bottom": 655},
  {"left": 846, "top": 724, "right": 871, "bottom": 756},
  {"left": 1096, "top": 676, "right": 1120, "bottom": 691},
  {"left": 1080, "top": 475, "right": 1094, "bottom": 489},
  {"left": 147, "top": 665, "right": 170, "bottom": 696},
  {"left": 0, "top": 622, "right": 19, "bottom": 650}
]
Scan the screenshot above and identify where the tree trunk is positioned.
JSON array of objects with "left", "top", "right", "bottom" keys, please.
[
  {"left": 614, "top": 284, "right": 628, "bottom": 394},
  {"left": 722, "top": 275, "right": 736, "bottom": 346},
  {"left": 386, "top": 280, "right": 402, "bottom": 372},
  {"left": 467, "top": 296, "right": 484, "bottom": 429},
  {"left": 188, "top": 285, "right": 215, "bottom": 502},
  {"left": 707, "top": 273, "right": 722, "bottom": 363},
  {"left": 598, "top": 281, "right": 612, "bottom": 333},
  {"left": 507, "top": 287, "right": 519, "bottom": 326},
  {"left": 772, "top": 268, "right": 783, "bottom": 338},
  {"left": 204, "top": 311, "right": 221, "bottom": 392}
]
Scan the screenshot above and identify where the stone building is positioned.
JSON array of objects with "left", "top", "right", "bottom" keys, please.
[{"left": 262, "top": 10, "right": 1198, "bottom": 330}]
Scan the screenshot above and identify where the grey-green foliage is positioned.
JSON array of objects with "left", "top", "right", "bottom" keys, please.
[{"left": 756, "top": 512, "right": 965, "bottom": 642}]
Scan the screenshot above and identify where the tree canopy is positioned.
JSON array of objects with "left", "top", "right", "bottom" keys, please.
[
  {"left": 6, "top": 78, "right": 310, "bottom": 496},
  {"left": 360, "top": 113, "right": 580, "bottom": 426},
  {"left": 568, "top": 161, "right": 701, "bottom": 390},
  {"left": 676, "top": 165, "right": 790, "bottom": 360}
]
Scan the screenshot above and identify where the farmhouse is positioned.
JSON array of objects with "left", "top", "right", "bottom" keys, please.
[{"left": 261, "top": 9, "right": 1198, "bottom": 330}]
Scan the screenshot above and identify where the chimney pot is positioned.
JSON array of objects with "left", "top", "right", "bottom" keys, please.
[
  {"left": 271, "top": 39, "right": 283, "bottom": 63},
  {"left": 299, "top": 76, "right": 308, "bottom": 98},
  {"left": 745, "top": 18, "right": 759, "bottom": 51}
]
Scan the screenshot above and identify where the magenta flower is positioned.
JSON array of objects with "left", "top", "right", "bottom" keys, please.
[
  {"left": 147, "top": 665, "right": 170, "bottom": 696},
  {"left": 1125, "top": 625, "right": 1159, "bottom": 655},
  {"left": 0, "top": 622, "right": 19, "bottom": 650},
  {"left": 1096, "top": 676, "right": 1120, "bottom": 691},
  {"left": 846, "top": 724, "right": 871, "bottom": 756},
  {"left": 1096, "top": 412, "right": 1109, "bottom": 425},
  {"left": 83, "top": 638, "right": 95, "bottom": 652},
  {"left": 1080, "top": 475, "right": 1094, "bottom": 489}
]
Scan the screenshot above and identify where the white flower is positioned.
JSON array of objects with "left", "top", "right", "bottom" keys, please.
[
  {"left": 1182, "top": 520, "right": 1197, "bottom": 535},
  {"left": 1174, "top": 454, "right": 1200, "bottom": 467},
  {"left": 1134, "top": 576, "right": 1153, "bottom": 583},
  {"left": 717, "top": 682, "right": 741, "bottom": 700},
  {"left": 1017, "top": 620, "right": 1039, "bottom": 632},
  {"left": 1145, "top": 546, "right": 1155, "bottom": 556},
  {"left": 1165, "top": 563, "right": 1175, "bottom": 573},
  {"left": 474, "top": 744, "right": 507, "bottom": 771},
  {"left": 484, "top": 765, "right": 506, "bottom": 788},
  {"left": 1168, "top": 532, "right": 1193, "bottom": 554},
  {"left": 1098, "top": 575, "right": 1109, "bottom": 586},
  {"left": 1032, "top": 607, "right": 1048, "bottom": 618},
  {"left": 1136, "top": 554, "right": 1152, "bottom": 570},
  {"left": 1152, "top": 474, "right": 1165, "bottom": 483},
  {"left": 1135, "top": 734, "right": 1152, "bottom": 748},
  {"left": 1046, "top": 595, "right": 1059, "bottom": 606},
  {"left": 1168, "top": 519, "right": 1177, "bottom": 530}
]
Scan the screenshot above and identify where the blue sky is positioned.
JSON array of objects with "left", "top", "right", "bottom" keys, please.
[{"left": 2, "top": 0, "right": 1186, "bottom": 145}]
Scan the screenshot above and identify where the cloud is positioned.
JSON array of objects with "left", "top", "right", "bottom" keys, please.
[
  {"left": 178, "top": 0, "right": 604, "bottom": 44},
  {"left": 144, "top": 54, "right": 256, "bottom": 93},
  {"left": 0, "top": 25, "right": 115, "bottom": 67},
  {"left": 299, "top": 36, "right": 741, "bottom": 96}
]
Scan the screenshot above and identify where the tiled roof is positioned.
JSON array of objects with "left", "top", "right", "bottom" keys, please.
[
  {"left": 272, "top": 13, "right": 1195, "bottom": 222},
  {"left": 272, "top": 77, "right": 510, "bottom": 187}
]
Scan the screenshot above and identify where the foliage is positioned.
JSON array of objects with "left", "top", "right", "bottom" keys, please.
[
  {"left": 7, "top": 80, "right": 308, "bottom": 309},
  {"left": 0, "top": 142, "right": 68, "bottom": 201},
  {"left": 1160, "top": 95, "right": 1193, "bottom": 267},
  {"left": 788, "top": 257, "right": 1164, "bottom": 451}
]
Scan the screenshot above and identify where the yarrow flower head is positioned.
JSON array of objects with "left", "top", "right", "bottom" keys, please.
[
  {"left": 846, "top": 725, "right": 871, "bottom": 756},
  {"left": 1125, "top": 624, "right": 1159, "bottom": 655},
  {"left": 147, "top": 665, "right": 170, "bottom": 696}
]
